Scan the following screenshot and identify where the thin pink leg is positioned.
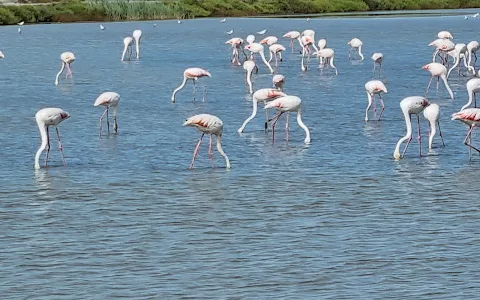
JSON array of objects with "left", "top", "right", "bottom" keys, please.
[
  {"left": 190, "top": 133, "right": 204, "bottom": 169},
  {"left": 208, "top": 134, "right": 216, "bottom": 168},
  {"left": 402, "top": 137, "right": 413, "bottom": 158},
  {"left": 271, "top": 112, "right": 283, "bottom": 144},
  {"left": 106, "top": 107, "right": 110, "bottom": 135},
  {"left": 417, "top": 115, "right": 422, "bottom": 157},
  {"left": 66, "top": 63, "right": 72, "bottom": 79},
  {"left": 436, "top": 76, "right": 440, "bottom": 90},
  {"left": 378, "top": 95, "right": 385, "bottom": 121},
  {"left": 99, "top": 108, "right": 108, "bottom": 136},
  {"left": 426, "top": 76, "right": 434, "bottom": 97},
  {"left": 290, "top": 40, "right": 294, "bottom": 53},
  {"left": 285, "top": 113, "right": 289, "bottom": 131},
  {"left": 56, "top": 127, "right": 66, "bottom": 166},
  {"left": 372, "top": 95, "right": 377, "bottom": 120},
  {"left": 45, "top": 126, "right": 50, "bottom": 167}
]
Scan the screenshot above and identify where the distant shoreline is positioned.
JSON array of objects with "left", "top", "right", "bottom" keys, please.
[{"left": 0, "top": 0, "right": 479, "bottom": 26}]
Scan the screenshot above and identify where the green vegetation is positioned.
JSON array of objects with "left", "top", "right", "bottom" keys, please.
[{"left": 0, "top": 0, "right": 479, "bottom": 25}]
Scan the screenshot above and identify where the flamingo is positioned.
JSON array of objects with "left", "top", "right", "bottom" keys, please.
[
  {"left": 243, "top": 60, "right": 257, "bottom": 94},
  {"left": 246, "top": 34, "right": 255, "bottom": 44},
  {"left": 34, "top": 108, "right": 70, "bottom": 170},
  {"left": 93, "top": 92, "right": 120, "bottom": 136},
  {"left": 171, "top": 67, "right": 211, "bottom": 103},
  {"left": 451, "top": 108, "right": 480, "bottom": 160},
  {"left": 184, "top": 114, "right": 230, "bottom": 169},
  {"left": 220, "top": 18, "right": 226, "bottom": 23},
  {"left": 423, "top": 103, "right": 445, "bottom": 150},
  {"left": 348, "top": 38, "right": 364, "bottom": 60},
  {"left": 260, "top": 36, "right": 278, "bottom": 46},
  {"left": 283, "top": 31, "right": 301, "bottom": 53},
  {"left": 100, "top": 24, "right": 105, "bottom": 30},
  {"left": 132, "top": 29, "right": 142, "bottom": 59},
  {"left": 245, "top": 43, "right": 274, "bottom": 74},
  {"left": 371, "top": 53, "right": 383, "bottom": 73},
  {"left": 393, "top": 96, "right": 430, "bottom": 160},
  {"left": 429, "top": 38, "right": 455, "bottom": 65},
  {"left": 447, "top": 43, "right": 467, "bottom": 78},
  {"left": 317, "top": 39, "right": 327, "bottom": 64},
  {"left": 268, "top": 44, "right": 286, "bottom": 67},
  {"left": 264, "top": 95, "right": 311, "bottom": 144},
  {"left": 121, "top": 37, "right": 134, "bottom": 61},
  {"left": 237, "top": 88, "right": 286, "bottom": 133},
  {"left": 314, "top": 48, "right": 338, "bottom": 75},
  {"left": 437, "top": 31, "right": 453, "bottom": 39},
  {"left": 364, "top": 80, "right": 388, "bottom": 121},
  {"left": 257, "top": 29, "right": 267, "bottom": 35},
  {"left": 423, "top": 62, "right": 454, "bottom": 99},
  {"left": 302, "top": 29, "right": 316, "bottom": 41},
  {"left": 466, "top": 41, "right": 479, "bottom": 73},
  {"left": 461, "top": 78, "right": 480, "bottom": 110},
  {"left": 54, "top": 51, "right": 75, "bottom": 86},
  {"left": 273, "top": 74, "right": 285, "bottom": 91},
  {"left": 225, "top": 37, "right": 244, "bottom": 65}
]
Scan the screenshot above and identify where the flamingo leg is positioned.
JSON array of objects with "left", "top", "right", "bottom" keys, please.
[
  {"left": 271, "top": 112, "right": 283, "bottom": 144},
  {"left": 436, "top": 76, "right": 440, "bottom": 90},
  {"left": 208, "top": 134, "right": 216, "bottom": 169},
  {"left": 286, "top": 113, "right": 289, "bottom": 131},
  {"left": 45, "top": 126, "right": 50, "bottom": 167},
  {"left": 190, "top": 133, "right": 204, "bottom": 169},
  {"left": 475, "top": 93, "right": 477, "bottom": 108},
  {"left": 56, "top": 127, "right": 66, "bottom": 166},
  {"left": 426, "top": 76, "right": 434, "bottom": 97},
  {"left": 192, "top": 79, "right": 197, "bottom": 102},
  {"left": 373, "top": 62, "right": 376, "bottom": 73},
  {"left": 437, "top": 121, "right": 445, "bottom": 147},
  {"left": 202, "top": 86, "right": 206, "bottom": 102},
  {"left": 290, "top": 40, "right": 294, "bottom": 53},
  {"left": 66, "top": 63, "right": 72, "bottom": 79},
  {"left": 372, "top": 95, "right": 377, "bottom": 120},
  {"left": 378, "top": 95, "right": 385, "bottom": 121},
  {"left": 106, "top": 107, "right": 110, "bottom": 135},
  {"left": 99, "top": 107, "right": 108, "bottom": 136},
  {"left": 402, "top": 136, "right": 413, "bottom": 158},
  {"left": 264, "top": 105, "right": 270, "bottom": 131},
  {"left": 417, "top": 115, "right": 422, "bottom": 157}
]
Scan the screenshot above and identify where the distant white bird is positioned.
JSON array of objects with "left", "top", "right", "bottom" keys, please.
[
  {"left": 465, "top": 16, "right": 469, "bottom": 20},
  {"left": 153, "top": 23, "right": 157, "bottom": 27},
  {"left": 474, "top": 13, "right": 479, "bottom": 18},
  {"left": 220, "top": 18, "right": 226, "bottom": 23},
  {"left": 257, "top": 29, "right": 267, "bottom": 35},
  {"left": 17, "top": 28, "right": 21, "bottom": 34},
  {"left": 177, "top": 19, "right": 182, "bottom": 24},
  {"left": 306, "top": 18, "right": 310, "bottom": 22},
  {"left": 100, "top": 24, "right": 105, "bottom": 30},
  {"left": 0, "top": 51, "right": 4, "bottom": 59},
  {"left": 226, "top": 30, "right": 234, "bottom": 35},
  {"left": 18, "top": 21, "right": 24, "bottom": 25}
]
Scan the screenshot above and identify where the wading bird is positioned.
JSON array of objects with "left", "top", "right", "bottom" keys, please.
[
  {"left": 364, "top": 80, "right": 388, "bottom": 121},
  {"left": 132, "top": 29, "right": 142, "bottom": 59},
  {"left": 423, "top": 62, "right": 454, "bottom": 99},
  {"left": 451, "top": 108, "right": 480, "bottom": 160},
  {"left": 121, "top": 37, "right": 134, "bottom": 61},
  {"left": 423, "top": 103, "right": 445, "bottom": 150},
  {"left": 55, "top": 51, "right": 75, "bottom": 86},
  {"left": 93, "top": 92, "right": 120, "bottom": 136},
  {"left": 348, "top": 38, "right": 364, "bottom": 60},
  {"left": 171, "top": 67, "right": 211, "bottom": 103}
]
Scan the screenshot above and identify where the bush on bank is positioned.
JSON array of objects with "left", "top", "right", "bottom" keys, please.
[{"left": 0, "top": 0, "right": 479, "bottom": 25}]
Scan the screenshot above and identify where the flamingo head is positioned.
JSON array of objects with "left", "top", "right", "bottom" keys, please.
[
  {"left": 422, "top": 64, "right": 431, "bottom": 70},
  {"left": 245, "top": 44, "right": 252, "bottom": 51},
  {"left": 260, "top": 38, "right": 267, "bottom": 44},
  {"left": 428, "top": 41, "right": 436, "bottom": 47},
  {"left": 421, "top": 99, "right": 430, "bottom": 107},
  {"left": 60, "top": 112, "right": 70, "bottom": 120},
  {"left": 204, "top": 71, "right": 212, "bottom": 77}
]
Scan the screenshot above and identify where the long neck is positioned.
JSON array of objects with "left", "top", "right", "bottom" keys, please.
[
  {"left": 259, "top": 50, "right": 273, "bottom": 74},
  {"left": 35, "top": 123, "right": 48, "bottom": 169},
  {"left": 297, "top": 109, "right": 310, "bottom": 144},
  {"left": 428, "top": 119, "right": 436, "bottom": 150},
  {"left": 358, "top": 45, "right": 364, "bottom": 60},
  {"left": 329, "top": 55, "right": 337, "bottom": 74},
  {"left": 238, "top": 98, "right": 258, "bottom": 133},
  {"left": 393, "top": 110, "right": 412, "bottom": 159},
  {"left": 463, "top": 88, "right": 474, "bottom": 110},
  {"left": 301, "top": 48, "right": 307, "bottom": 71},
  {"left": 468, "top": 49, "right": 473, "bottom": 67},
  {"left": 135, "top": 37, "right": 140, "bottom": 59},
  {"left": 441, "top": 74, "right": 454, "bottom": 99},
  {"left": 268, "top": 50, "right": 273, "bottom": 63},
  {"left": 447, "top": 54, "right": 460, "bottom": 78},
  {"left": 121, "top": 44, "right": 128, "bottom": 61},
  {"left": 216, "top": 134, "right": 230, "bottom": 169},
  {"left": 171, "top": 76, "right": 188, "bottom": 102},
  {"left": 312, "top": 43, "right": 319, "bottom": 53},
  {"left": 55, "top": 62, "right": 65, "bottom": 85},
  {"left": 297, "top": 37, "right": 304, "bottom": 52},
  {"left": 246, "top": 69, "right": 253, "bottom": 94}
]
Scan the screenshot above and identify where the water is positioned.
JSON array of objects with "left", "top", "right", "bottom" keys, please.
[{"left": 1, "top": 10, "right": 480, "bottom": 299}]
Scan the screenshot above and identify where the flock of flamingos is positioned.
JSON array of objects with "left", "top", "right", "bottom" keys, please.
[{"left": 25, "top": 20, "right": 480, "bottom": 170}]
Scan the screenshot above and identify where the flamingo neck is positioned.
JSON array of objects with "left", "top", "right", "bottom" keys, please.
[
  {"left": 358, "top": 45, "right": 364, "bottom": 60},
  {"left": 463, "top": 88, "right": 475, "bottom": 110},
  {"left": 216, "top": 134, "right": 230, "bottom": 169},
  {"left": 171, "top": 76, "right": 188, "bottom": 103},
  {"left": 121, "top": 44, "right": 128, "bottom": 61},
  {"left": 134, "top": 37, "right": 140, "bottom": 59},
  {"left": 238, "top": 98, "right": 258, "bottom": 133},
  {"left": 297, "top": 109, "right": 310, "bottom": 144},
  {"left": 35, "top": 123, "right": 48, "bottom": 169},
  {"left": 394, "top": 110, "right": 412, "bottom": 159},
  {"left": 441, "top": 74, "right": 454, "bottom": 99},
  {"left": 246, "top": 70, "right": 253, "bottom": 94},
  {"left": 55, "top": 62, "right": 65, "bottom": 85},
  {"left": 259, "top": 50, "right": 274, "bottom": 74}
]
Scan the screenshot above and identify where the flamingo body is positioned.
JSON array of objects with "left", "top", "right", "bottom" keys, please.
[
  {"left": 423, "top": 103, "right": 445, "bottom": 150},
  {"left": 364, "top": 80, "right": 388, "bottom": 121},
  {"left": 94, "top": 92, "right": 120, "bottom": 136}
]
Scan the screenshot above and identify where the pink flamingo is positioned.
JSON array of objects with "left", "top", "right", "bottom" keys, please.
[
  {"left": 260, "top": 36, "right": 278, "bottom": 46},
  {"left": 423, "top": 103, "right": 445, "bottom": 150},
  {"left": 437, "top": 31, "right": 453, "bottom": 39},
  {"left": 121, "top": 37, "right": 133, "bottom": 61},
  {"left": 237, "top": 88, "right": 286, "bottom": 133},
  {"left": 34, "top": 108, "right": 70, "bottom": 169},
  {"left": 283, "top": 31, "right": 301, "bottom": 53},
  {"left": 268, "top": 44, "right": 286, "bottom": 67},
  {"left": 273, "top": 74, "right": 285, "bottom": 91},
  {"left": 93, "top": 91, "right": 120, "bottom": 136},
  {"left": 447, "top": 43, "right": 467, "bottom": 78},
  {"left": 429, "top": 38, "right": 455, "bottom": 65},
  {"left": 264, "top": 95, "right": 311, "bottom": 144},
  {"left": 461, "top": 78, "right": 480, "bottom": 110},
  {"left": 452, "top": 108, "right": 480, "bottom": 160},
  {"left": 466, "top": 40, "right": 479, "bottom": 73},
  {"left": 55, "top": 51, "right": 75, "bottom": 86},
  {"left": 245, "top": 43, "right": 274, "bottom": 74},
  {"left": 225, "top": 37, "right": 244, "bottom": 65},
  {"left": 371, "top": 53, "right": 383, "bottom": 73},
  {"left": 243, "top": 60, "right": 257, "bottom": 94},
  {"left": 348, "top": 38, "right": 364, "bottom": 60},
  {"left": 314, "top": 48, "right": 338, "bottom": 75},
  {"left": 184, "top": 114, "right": 230, "bottom": 169},
  {"left": 422, "top": 62, "right": 454, "bottom": 99},
  {"left": 393, "top": 96, "right": 430, "bottom": 160},
  {"left": 171, "top": 68, "right": 211, "bottom": 103},
  {"left": 364, "top": 80, "right": 388, "bottom": 121}
]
